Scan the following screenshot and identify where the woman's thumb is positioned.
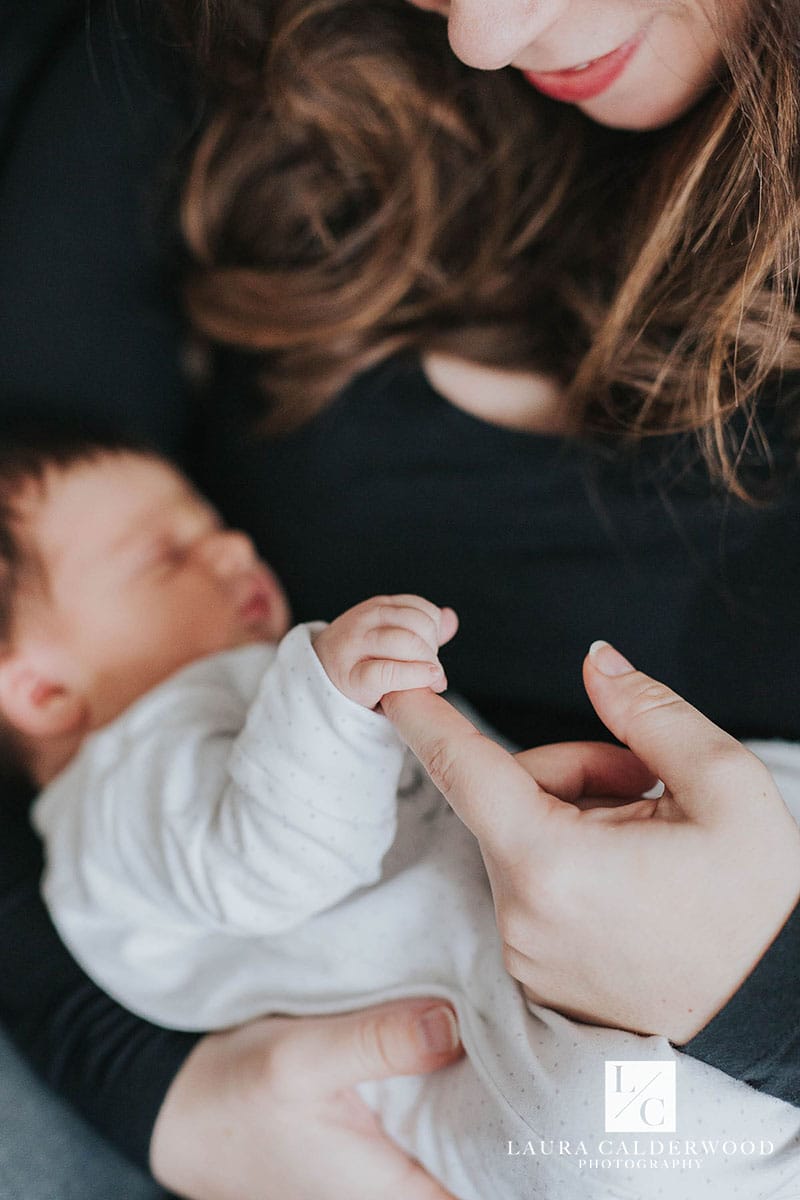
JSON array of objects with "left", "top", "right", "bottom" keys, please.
[
  {"left": 309, "top": 1001, "right": 463, "bottom": 1092},
  {"left": 582, "top": 641, "right": 754, "bottom": 813}
]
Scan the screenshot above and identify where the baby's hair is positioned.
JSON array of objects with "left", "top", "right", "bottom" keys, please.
[{"left": 0, "top": 423, "right": 161, "bottom": 786}]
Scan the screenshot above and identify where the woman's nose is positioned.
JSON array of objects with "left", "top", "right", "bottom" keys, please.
[
  {"left": 198, "top": 529, "right": 257, "bottom": 578},
  {"left": 444, "top": 0, "right": 569, "bottom": 70}
]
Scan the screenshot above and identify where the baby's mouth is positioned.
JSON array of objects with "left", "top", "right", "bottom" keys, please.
[{"left": 237, "top": 572, "right": 275, "bottom": 625}]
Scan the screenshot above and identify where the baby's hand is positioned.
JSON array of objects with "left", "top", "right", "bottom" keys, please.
[{"left": 313, "top": 595, "right": 459, "bottom": 709}]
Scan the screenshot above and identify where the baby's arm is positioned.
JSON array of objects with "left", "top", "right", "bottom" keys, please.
[
  {"left": 223, "top": 595, "right": 456, "bottom": 928},
  {"left": 33, "top": 596, "right": 457, "bottom": 948}
]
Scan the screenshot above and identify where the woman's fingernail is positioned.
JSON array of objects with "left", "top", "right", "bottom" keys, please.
[
  {"left": 417, "top": 1005, "right": 459, "bottom": 1054},
  {"left": 588, "top": 640, "right": 636, "bottom": 677}
]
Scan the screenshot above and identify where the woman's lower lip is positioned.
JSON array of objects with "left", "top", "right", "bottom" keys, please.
[{"left": 521, "top": 29, "right": 647, "bottom": 103}]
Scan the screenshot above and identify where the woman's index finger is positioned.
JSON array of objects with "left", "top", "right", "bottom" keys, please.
[{"left": 381, "top": 688, "right": 554, "bottom": 851}]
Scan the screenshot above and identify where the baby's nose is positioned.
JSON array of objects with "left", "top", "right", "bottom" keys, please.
[{"left": 199, "top": 529, "right": 257, "bottom": 576}]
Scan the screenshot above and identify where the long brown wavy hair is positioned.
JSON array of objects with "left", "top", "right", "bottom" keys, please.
[{"left": 163, "top": 0, "right": 800, "bottom": 490}]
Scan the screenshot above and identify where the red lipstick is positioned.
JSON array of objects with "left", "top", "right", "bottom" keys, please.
[{"left": 522, "top": 27, "right": 647, "bottom": 103}]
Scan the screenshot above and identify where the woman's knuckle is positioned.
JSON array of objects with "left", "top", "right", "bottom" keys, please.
[
  {"left": 738, "top": 745, "right": 775, "bottom": 783},
  {"left": 698, "top": 742, "right": 764, "bottom": 792},
  {"left": 354, "top": 1014, "right": 397, "bottom": 1074},
  {"left": 425, "top": 737, "right": 459, "bottom": 795},
  {"left": 632, "top": 679, "right": 680, "bottom": 712}
]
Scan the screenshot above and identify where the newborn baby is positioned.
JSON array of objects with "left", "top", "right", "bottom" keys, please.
[{"left": 3, "top": 433, "right": 798, "bottom": 1200}]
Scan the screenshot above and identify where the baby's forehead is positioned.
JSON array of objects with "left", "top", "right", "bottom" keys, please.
[
  {"left": 22, "top": 452, "right": 196, "bottom": 559},
  {"left": 47, "top": 451, "right": 189, "bottom": 509}
]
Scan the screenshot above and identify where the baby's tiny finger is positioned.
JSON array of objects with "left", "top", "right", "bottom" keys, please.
[
  {"left": 391, "top": 598, "right": 458, "bottom": 649},
  {"left": 365, "top": 625, "right": 441, "bottom": 665},
  {"left": 351, "top": 659, "right": 446, "bottom": 707},
  {"left": 374, "top": 594, "right": 444, "bottom": 623},
  {"left": 361, "top": 605, "right": 441, "bottom": 655},
  {"left": 437, "top": 606, "right": 459, "bottom": 647}
]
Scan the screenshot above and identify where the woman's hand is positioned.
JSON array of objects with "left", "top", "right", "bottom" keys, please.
[
  {"left": 150, "top": 999, "right": 462, "bottom": 1200},
  {"left": 382, "top": 643, "right": 800, "bottom": 1043}
]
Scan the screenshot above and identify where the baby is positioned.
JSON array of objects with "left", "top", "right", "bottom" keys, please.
[{"left": 5, "top": 432, "right": 800, "bottom": 1200}]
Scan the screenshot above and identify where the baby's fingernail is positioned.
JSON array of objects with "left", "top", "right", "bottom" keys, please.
[
  {"left": 588, "top": 640, "right": 636, "bottom": 677},
  {"left": 417, "top": 1005, "right": 460, "bottom": 1054},
  {"left": 431, "top": 666, "right": 447, "bottom": 691}
]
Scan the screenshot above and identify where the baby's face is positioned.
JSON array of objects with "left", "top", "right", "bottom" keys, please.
[{"left": 13, "top": 454, "right": 291, "bottom": 729}]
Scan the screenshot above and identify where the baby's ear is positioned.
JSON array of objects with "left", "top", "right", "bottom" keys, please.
[{"left": 0, "top": 651, "right": 87, "bottom": 740}]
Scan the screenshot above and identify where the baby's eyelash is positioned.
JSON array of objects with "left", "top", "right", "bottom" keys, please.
[
  {"left": 140, "top": 540, "right": 185, "bottom": 573},
  {"left": 162, "top": 542, "right": 193, "bottom": 568}
]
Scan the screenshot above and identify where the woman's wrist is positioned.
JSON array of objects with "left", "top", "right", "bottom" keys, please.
[
  {"left": 668, "top": 861, "right": 800, "bottom": 1045},
  {"left": 678, "top": 899, "right": 800, "bottom": 1104}
]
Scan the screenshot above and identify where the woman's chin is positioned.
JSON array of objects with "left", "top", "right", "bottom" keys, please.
[{"left": 576, "top": 85, "right": 707, "bottom": 132}]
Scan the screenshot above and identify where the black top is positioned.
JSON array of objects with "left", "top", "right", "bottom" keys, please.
[
  {"left": 1, "top": 0, "right": 799, "bottom": 1173},
  {"left": 194, "top": 356, "right": 800, "bottom": 749}
]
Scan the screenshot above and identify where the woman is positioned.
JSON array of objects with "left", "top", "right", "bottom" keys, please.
[
  {"left": 1, "top": 0, "right": 798, "bottom": 1197},
  {"left": 168, "top": 0, "right": 800, "bottom": 1069}
]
